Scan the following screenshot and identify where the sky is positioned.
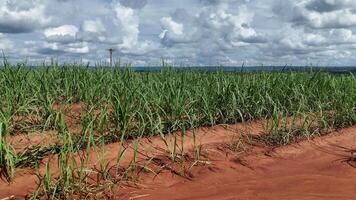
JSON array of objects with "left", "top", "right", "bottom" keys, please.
[{"left": 1, "top": 0, "right": 356, "bottom": 66}]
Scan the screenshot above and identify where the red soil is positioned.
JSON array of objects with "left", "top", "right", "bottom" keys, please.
[
  {"left": 125, "top": 126, "right": 356, "bottom": 200},
  {"left": 6, "top": 131, "right": 58, "bottom": 153},
  {"left": 0, "top": 122, "right": 355, "bottom": 200}
]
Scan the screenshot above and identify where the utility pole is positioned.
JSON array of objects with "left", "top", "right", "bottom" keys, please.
[{"left": 107, "top": 48, "right": 115, "bottom": 67}]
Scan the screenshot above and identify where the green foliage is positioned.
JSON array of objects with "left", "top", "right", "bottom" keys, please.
[
  {"left": 0, "top": 122, "right": 15, "bottom": 182},
  {"left": 0, "top": 63, "right": 355, "bottom": 197},
  {"left": 0, "top": 65, "right": 355, "bottom": 139}
]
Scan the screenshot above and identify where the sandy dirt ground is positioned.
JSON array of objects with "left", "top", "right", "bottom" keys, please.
[
  {"left": 0, "top": 122, "right": 355, "bottom": 200},
  {"left": 121, "top": 126, "right": 356, "bottom": 200}
]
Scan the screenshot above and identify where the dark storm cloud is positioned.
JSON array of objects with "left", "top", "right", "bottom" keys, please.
[
  {"left": 306, "top": 0, "right": 356, "bottom": 13},
  {"left": 119, "top": 0, "right": 147, "bottom": 9}
]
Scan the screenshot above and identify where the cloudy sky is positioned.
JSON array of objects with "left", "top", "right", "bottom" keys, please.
[{"left": 1, "top": 0, "right": 356, "bottom": 66}]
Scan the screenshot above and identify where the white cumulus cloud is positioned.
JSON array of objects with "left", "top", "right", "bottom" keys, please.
[
  {"left": 0, "top": 34, "right": 13, "bottom": 51},
  {"left": 43, "top": 25, "right": 78, "bottom": 44},
  {"left": 0, "top": 0, "right": 51, "bottom": 33},
  {"left": 2, "top": 0, "right": 356, "bottom": 66}
]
